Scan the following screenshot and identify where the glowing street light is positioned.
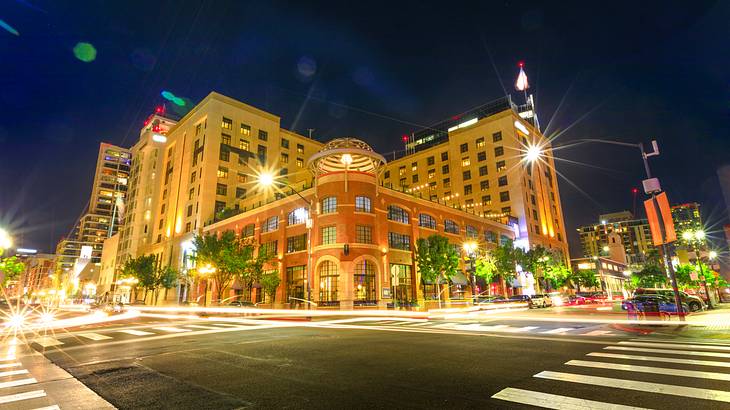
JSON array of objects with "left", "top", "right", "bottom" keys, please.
[
  {"left": 258, "top": 172, "right": 275, "bottom": 187},
  {"left": 198, "top": 264, "right": 216, "bottom": 307},
  {"left": 340, "top": 153, "right": 353, "bottom": 166},
  {"left": 709, "top": 250, "right": 718, "bottom": 260},
  {"left": 0, "top": 228, "right": 12, "bottom": 250},
  {"left": 462, "top": 241, "right": 478, "bottom": 253},
  {"left": 525, "top": 145, "right": 542, "bottom": 163}
]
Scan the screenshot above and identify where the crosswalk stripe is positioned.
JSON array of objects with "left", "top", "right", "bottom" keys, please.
[
  {"left": 566, "top": 359, "right": 730, "bottom": 381},
  {"left": 0, "top": 378, "right": 37, "bottom": 390},
  {"left": 492, "top": 387, "right": 649, "bottom": 410},
  {"left": 503, "top": 326, "right": 540, "bottom": 333},
  {"left": 630, "top": 338, "right": 730, "bottom": 347},
  {"left": 582, "top": 330, "right": 615, "bottom": 336},
  {"left": 32, "top": 337, "right": 63, "bottom": 347},
  {"left": 618, "top": 341, "right": 730, "bottom": 352},
  {"left": 117, "top": 329, "right": 154, "bottom": 336},
  {"left": 185, "top": 325, "right": 221, "bottom": 330},
  {"left": 606, "top": 345, "right": 730, "bottom": 359},
  {"left": 407, "top": 322, "right": 432, "bottom": 327},
  {"left": 534, "top": 371, "right": 730, "bottom": 402},
  {"left": 78, "top": 332, "right": 113, "bottom": 341},
  {"left": 0, "top": 389, "right": 46, "bottom": 404},
  {"left": 0, "top": 363, "right": 21, "bottom": 369},
  {"left": 212, "top": 323, "right": 241, "bottom": 327},
  {"left": 0, "top": 369, "right": 28, "bottom": 378},
  {"left": 391, "top": 321, "right": 421, "bottom": 326},
  {"left": 478, "top": 325, "right": 509, "bottom": 331},
  {"left": 374, "top": 321, "right": 394, "bottom": 325},
  {"left": 541, "top": 327, "right": 575, "bottom": 334},
  {"left": 588, "top": 352, "right": 730, "bottom": 368},
  {"left": 154, "top": 327, "right": 192, "bottom": 333},
  {"left": 32, "top": 405, "right": 61, "bottom": 410}
]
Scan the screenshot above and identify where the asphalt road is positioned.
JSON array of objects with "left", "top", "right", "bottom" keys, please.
[{"left": 18, "top": 313, "right": 730, "bottom": 409}]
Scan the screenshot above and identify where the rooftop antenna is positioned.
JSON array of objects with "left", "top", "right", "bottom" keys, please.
[
  {"left": 307, "top": 128, "right": 315, "bottom": 139},
  {"left": 515, "top": 61, "right": 540, "bottom": 131}
]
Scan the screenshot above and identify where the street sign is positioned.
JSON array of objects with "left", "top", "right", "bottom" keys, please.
[
  {"left": 690, "top": 271, "right": 698, "bottom": 281},
  {"left": 644, "top": 192, "right": 677, "bottom": 245}
]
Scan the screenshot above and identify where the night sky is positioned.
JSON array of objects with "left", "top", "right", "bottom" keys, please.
[{"left": 2, "top": 0, "right": 729, "bottom": 256}]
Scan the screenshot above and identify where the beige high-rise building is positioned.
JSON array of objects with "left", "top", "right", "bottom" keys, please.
[{"left": 381, "top": 96, "right": 569, "bottom": 257}]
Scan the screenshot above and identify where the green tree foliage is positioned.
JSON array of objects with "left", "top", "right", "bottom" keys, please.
[
  {"left": 122, "top": 255, "right": 179, "bottom": 305},
  {"left": 635, "top": 263, "right": 667, "bottom": 288},
  {"left": 474, "top": 239, "right": 520, "bottom": 296},
  {"left": 0, "top": 255, "right": 25, "bottom": 287},
  {"left": 569, "top": 269, "right": 599, "bottom": 292},
  {"left": 543, "top": 263, "right": 571, "bottom": 290},
  {"left": 260, "top": 270, "right": 281, "bottom": 303},
  {"left": 415, "top": 234, "right": 460, "bottom": 291},
  {"left": 674, "top": 264, "right": 700, "bottom": 288}
]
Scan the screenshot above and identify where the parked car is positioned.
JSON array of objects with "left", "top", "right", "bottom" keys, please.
[
  {"left": 504, "top": 294, "right": 548, "bottom": 308},
  {"left": 475, "top": 295, "right": 506, "bottom": 304},
  {"left": 546, "top": 292, "right": 568, "bottom": 306},
  {"left": 532, "top": 294, "right": 552, "bottom": 308},
  {"left": 227, "top": 300, "right": 255, "bottom": 307},
  {"left": 623, "top": 294, "right": 689, "bottom": 317},
  {"left": 634, "top": 288, "right": 705, "bottom": 312}
]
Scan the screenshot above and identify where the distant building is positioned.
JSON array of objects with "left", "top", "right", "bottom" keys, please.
[
  {"left": 17, "top": 252, "right": 55, "bottom": 298},
  {"left": 570, "top": 256, "right": 629, "bottom": 299},
  {"left": 576, "top": 211, "right": 655, "bottom": 268},
  {"left": 671, "top": 202, "right": 709, "bottom": 265}
]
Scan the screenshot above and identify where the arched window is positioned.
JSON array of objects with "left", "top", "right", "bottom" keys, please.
[
  {"left": 321, "top": 197, "right": 337, "bottom": 214},
  {"left": 355, "top": 196, "right": 371, "bottom": 213},
  {"left": 354, "top": 260, "right": 377, "bottom": 303},
  {"left": 287, "top": 207, "right": 308, "bottom": 225},
  {"left": 444, "top": 219, "right": 459, "bottom": 234},
  {"left": 387, "top": 205, "right": 409, "bottom": 224},
  {"left": 418, "top": 214, "right": 437, "bottom": 229},
  {"left": 466, "top": 225, "right": 478, "bottom": 238},
  {"left": 318, "top": 260, "right": 339, "bottom": 304}
]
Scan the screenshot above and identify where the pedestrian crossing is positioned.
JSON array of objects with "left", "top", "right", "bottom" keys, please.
[
  {"left": 0, "top": 346, "right": 62, "bottom": 409},
  {"left": 365, "top": 320, "right": 615, "bottom": 336},
  {"left": 491, "top": 337, "right": 730, "bottom": 408}
]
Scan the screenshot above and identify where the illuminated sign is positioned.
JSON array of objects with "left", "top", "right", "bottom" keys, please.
[
  {"left": 79, "top": 245, "right": 93, "bottom": 260},
  {"left": 152, "top": 133, "right": 167, "bottom": 143},
  {"left": 514, "top": 120, "right": 530, "bottom": 135}
]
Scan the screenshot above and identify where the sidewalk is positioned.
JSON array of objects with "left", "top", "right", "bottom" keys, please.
[{"left": 0, "top": 340, "right": 114, "bottom": 409}]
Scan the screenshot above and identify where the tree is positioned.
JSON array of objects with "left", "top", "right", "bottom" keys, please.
[
  {"left": 675, "top": 264, "right": 700, "bottom": 288},
  {"left": 238, "top": 244, "right": 272, "bottom": 301},
  {"left": 634, "top": 263, "right": 667, "bottom": 288},
  {"left": 543, "top": 263, "right": 571, "bottom": 291},
  {"left": 415, "top": 235, "right": 460, "bottom": 303},
  {"left": 569, "top": 269, "right": 599, "bottom": 292},
  {"left": 474, "top": 240, "right": 519, "bottom": 297},
  {"left": 122, "top": 255, "right": 156, "bottom": 302},
  {"left": 154, "top": 265, "right": 179, "bottom": 304},
  {"left": 0, "top": 254, "right": 24, "bottom": 288},
  {"left": 260, "top": 270, "right": 281, "bottom": 303}
]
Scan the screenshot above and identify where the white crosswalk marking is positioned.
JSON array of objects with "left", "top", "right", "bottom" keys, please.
[
  {"left": 0, "top": 369, "right": 28, "bottom": 378},
  {"left": 407, "top": 322, "right": 432, "bottom": 327},
  {"left": 582, "top": 330, "right": 615, "bottom": 336},
  {"left": 212, "top": 323, "right": 243, "bottom": 327},
  {"left": 0, "top": 389, "right": 46, "bottom": 404},
  {"left": 78, "top": 332, "right": 113, "bottom": 341},
  {"left": 391, "top": 321, "right": 423, "bottom": 326},
  {"left": 618, "top": 341, "right": 730, "bottom": 351},
  {"left": 117, "top": 329, "right": 154, "bottom": 336},
  {"left": 534, "top": 371, "right": 730, "bottom": 402},
  {"left": 186, "top": 324, "right": 221, "bottom": 330},
  {"left": 154, "top": 327, "right": 192, "bottom": 333},
  {"left": 566, "top": 359, "right": 730, "bottom": 381},
  {"left": 0, "top": 378, "right": 37, "bottom": 389},
  {"left": 32, "top": 337, "right": 63, "bottom": 347},
  {"left": 631, "top": 338, "right": 730, "bottom": 346},
  {"left": 374, "top": 321, "right": 394, "bottom": 325},
  {"left": 588, "top": 352, "right": 730, "bottom": 368},
  {"left": 605, "top": 345, "right": 730, "bottom": 359},
  {"left": 478, "top": 325, "right": 508, "bottom": 331},
  {"left": 541, "top": 327, "right": 575, "bottom": 334},
  {"left": 492, "top": 387, "right": 649, "bottom": 410},
  {"left": 503, "top": 326, "right": 539, "bottom": 333},
  {"left": 33, "top": 405, "right": 61, "bottom": 410},
  {"left": 0, "top": 363, "right": 21, "bottom": 369}
]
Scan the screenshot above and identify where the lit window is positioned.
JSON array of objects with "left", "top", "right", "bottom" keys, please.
[
  {"left": 461, "top": 157, "right": 470, "bottom": 167},
  {"left": 296, "top": 158, "right": 304, "bottom": 167},
  {"left": 428, "top": 169, "right": 435, "bottom": 179},
  {"left": 321, "top": 226, "right": 337, "bottom": 245},
  {"left": 418, "top": 214, "right": 437, "bottom": 229},
  {"left": 216, "top": 183, "right": 227, "bottom": 196},
  {"left": 239, "top": 139, "right": 250, "bottom": 151},
  {"left": 496, "top": 161, "right": 506, "bottom": 172},
  {"left": 222, "top": 117, "right": 232, "bottom": 130},
  {"left": 354, "top": 260, "right": 377, "bottom": 301},
  {"left": 399, "top": 166, "right": 406, "bottom": 176},
  {"left": 217, "top": 166, "right": 228, "bottom": 178},
  {"left": 281, "top": 153, "right": 289, "bottom": 164},
  {"left": 221, "top": 133, "right": 231, "bottom": 145},
  {"left": 480, "top": 180, "right": 489, "bottom": 191},
  {"left": 286, "top": 233, "right": 307, "bottom": 253},
  {"left": 241, "top": 124, "right": 251, "bottom": 135},
  {"left": 355, "top": 196, "right": 371, "bottom": 213},
  {"left": 237, "top": 172, "right": 247, "bottom": 183},
  {"left": 319, "top": 261, "right": 339, "bottom": 302},
  {"left": 482, "top": 195, "right": 492, "bottom": 205},
  {"left": 444, "top": 219, "right": 459, "bottom": 234},
  {"left": 297, "top": 144, "right": 304, "bottom": 154},
  {"left": 287, "top": 208, "right": 308, "bottom": 225},
  {"left": 262, "top": 216, "right": 279, "bottom": 233},
  {"left": 476, "top": 137, "right": 485, "bottom": 148}
]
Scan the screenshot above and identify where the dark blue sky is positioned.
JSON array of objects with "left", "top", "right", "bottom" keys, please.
[{"left": 1, "top": 0, "right": 729, "bottom": 255}]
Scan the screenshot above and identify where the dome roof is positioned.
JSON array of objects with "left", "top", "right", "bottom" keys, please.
[{"left": 308, "top": 137, "right": 386, "bottom": 175}]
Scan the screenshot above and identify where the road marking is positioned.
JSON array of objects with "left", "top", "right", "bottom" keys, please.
[
  {"left": 374, "top": 321, "right": 395, "bottom": 325},
  {"left": 0, "top": 378, "right": 37, "bottom": 389},
  {"left": 534, "top": 371, "right": 730, "bottom": 402},
  {"left": 492, "top": 387, "right": 649, "bottom": 410},
  {"left": 478, "top": 325, "right": 509, "bottom": 331},
  {"left": 606, "top": 345, "right": 730, "bottom": 359},
  {"left": 0, "top": 357, "right": 16, "bottom": 362},
  {"left": 0, "top": 389, "right": 46, "bottom": 404},
  {"left": 185, "top": 325, "right": 221, "bottom": 330},
  {"left": 618, "top": 341, "right": 730, "bottom": 351},
  {"left": 630, "top": 338, "right": 730, "bottom": 346},
  {"left": 212, "top": 323, "right": 243, "bottom": 327},
  {"left": 567, "top": 359, "right": 730, "bottom": 381},
  {"left": 33, "top": 405, "right": 61, "bottom": 410},
  {"left": 542, "top": 327, "right": 575, "bottom": 334},
  {"left": 588, "top": 352, "right": 730, "bottom": 368},
  {"left": 32, "top": 337, "right": 63, "bottom": 347},
  {"left": 391, "top": 321, "right": 420, "bottom": 326},
  {"left": 407, "top": 322, "right": 432, "bottom": 327},
  {"left": 502, "top": 326, "right": 540, "bottom": 333},
  {"left": 0, "top": 369, "right": 28, "bottom": 378},
  {"left": 582, "top": 330, "right": 615, "bottom": 336},
  {"left": 78, "top": 332, "right": 113, "bottom": 341},
  {"left": 0, "top": 363, "right": 21, "bottom": 369},
  {"left": 154, "top": 327, "right": 192, "bottom": 333},
  {"left": 117, "top": 329, "right": 154, "bottom": 336}
]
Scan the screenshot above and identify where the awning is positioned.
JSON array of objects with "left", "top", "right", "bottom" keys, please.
[
  {"left": 422, "top": 276, "right": 448, "bottom": 285},
  {"left": 450, "top": 272, "right": 469, "bottom": 286}
]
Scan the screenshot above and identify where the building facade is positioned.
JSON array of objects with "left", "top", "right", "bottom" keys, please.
[
  {"left": 203, "top": 138, "right": 516, "bottom": 308},
  {"left": 571, "top": 256, "right": 629, "bottom": 299},
  {"left": 576, "top": 211, "right": 655, "bottom": 269},
  {"left": 381, "top": 96, "right": 568, "bottom": 258}
]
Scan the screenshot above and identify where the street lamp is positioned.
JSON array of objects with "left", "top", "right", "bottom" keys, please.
[
  {"left": 256, "top": 171, "right": 314, "bottom": 308},
  {"left": 462, "top": 242, "right": 479, "bottom": 302},
  {"left": 682, "top": 229, "right": 714, "bottom": 309},
  {"left": 198, "top": 264, "right": 216, "bottom": 306},
  {"left": 525, "top": 145, "right": 542, "bottom": 163},
  {"left": 0, "top": 228, "right": 12, "bottom": 251}
]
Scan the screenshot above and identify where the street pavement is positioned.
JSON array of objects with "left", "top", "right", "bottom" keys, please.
[{"left": 2, "top": 309, "right": 727, "bottom": 409}]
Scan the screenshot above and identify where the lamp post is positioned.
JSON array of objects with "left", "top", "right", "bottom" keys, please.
[
  {"left": 463, "top": 242, "right": 478, "bottom": 303},
  {"left": 682, "top": 229, "right": 713, "bottom": 309},
  {"left": 257, "top": 172, "right": 314, "bottom": 309},
  {"left": 0, "top": 228, "right": 12, "bottom": 253},
  {"left": 198, "top": 264, "right": 216, "bottom": 307}
]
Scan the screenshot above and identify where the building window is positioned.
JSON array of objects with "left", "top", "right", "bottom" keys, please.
[
  {"left": 384, "top": 170, "right": 390, "bottom": 179},
  {"left": 354, "top": 260, "right": 376, "bottom": 302},
  {"left": 286, "top": 233, "right": 307, "bottom": 253},
  {"left": 492, "top": 131, "right": 502, "bottom": 142},
  {"left": 495, "top": 146, "right": 504, "bottom": 157},
  {"left": 412, "top": 174, "right": 419, "bottom": 183},
  {"left": 236, "top": 187, "right": 246, "bottom": 199},
  {"left": 419, "top": 214, "right": 437, "bottom": 229},
  {"left": 466, "top": 225, "right": 478, "bottom": 239},
  {"left": 476, "top": 137, "right": 485, "bottom": 148},
  {"left": 319, "top": 261, "right": 339, "bottom": 303},
  {"left": 444, "top": 219, "right": 459, "bottom": 234},
  {"left": 502, "top": 206, "right": 512, "bottom": 214},
  {"left": 443, "top": 178, "right": 451, "bottom": 188},
  {"left": 190, "top": 171, "right": 196, "bottom": 183},
  {"left": 195, "top": 123, "right": 202, "bottom": 135},
  {"left": 257, "top": 145, "right": 267, "bottom": 163},
  {"left": 261, "top": 216, "right": 279, "bottom": 233},
  {"left": 460, "top": 143, "right": 469, "bottom": 153},
  {"left": 239, "top": 139, "right": 250, "bottom": 151},
  {"left": 399, "top": 178, "right": 406, "bottom": 187},
  {"left": 356, "top": 225, "right": 372, "bottom": 243},
  {"left": 216, "top": 183, "right": 227, "bottom": 196},
  {"left": 387, "top": 205, "right": 409, "bottom": 224},
  {"left": 237, "top": 172, "right": 247, "bottom": 183},
  {"left": 258, "top": 130, "right": 268, "bottom": 141},
  {"left": 484, "top": 230, "right": 497, "bottom": 243},
  {"left": 217, "top": 166, "right": 228, "bottom": 178},
  {"left": 500, "top": 191, "right": 510, "bottom": 202},
  {"left": 428, "top": 169, "right": 436, "bottom": 179},
  {"left": 321, "top": 226, "right": 336, "bottom": 245},
  {"left": 286, "top": 265, "right": 305, "bottom": 301},
  {"left": 477, "top": 151, "right": 486, "bottom": 162},
  {"left": 240, "top": 123, "right": 251, "bottom": 135},
  {"left": 532, "top": 209, "right": 539, "bottom": 220},
  {"left": 185, "top": 222, "right": 191, "bottom": 233},
  {"left": 297, "top": 143, "right": 304, "bottom": 154},
  {"left": 531, "top": 194, "right": 536, "bottom": 205},
  {"left": 296, "top": 158, "right": 304, "bottom": 167},
  {"left": 221, "top": 133, "right": 231, "bottom": 145},
  {"left": 498, "top": 176, "right": 508, "bottom": 186},
  {"left": 442, "top": 164, "right": 449, "bottom": 174},
  {"left": 281, "top": 138, "right": 289, "bottom": 149},
  {"left": 482, "top": 195, "right": 492, "bottom": 205},
  {"left": 355, "top": 196, "right": 371, "bottom": 213},
  {"left": 388, "top": 232, "right": 411, "bottom": 250},
  {"left": 411, "top": 161, "right": 418, "bottom": 172},
  {"left": 222, "top": 117, "right": 232, "bottom": 130},
  {"left": 463, "top": 170, "right": 471, "bottom": 181},
  {"left": 219, "top": 148, "right": 230, "bottom": 162},
  {"left": 399, "top": 166, "right": 406, "bottom": 176},
  {"left": 496, "top": 161, "right": 506, "bottom": 172},
  {"left": 187, "top": 205, "right": 193, "bottom": 217},
  {"left": 461, "top": 157, "right": 470, "bottom": 167},
  {"left": 391, "top": 264, "right": 413, "bottom": 302},
  {"left": 464, "top": 184, "right": 472, "bottom": 195},
  {"left": 188, "top": 188, "right": 195, "bottom": 200},
  {"left": 479, "top": 166, "right": 488, "bottom": 176},
  {"left": 214, "top": 200, "right": 225, "bottom": 214},
  {"left": 441, "top": 151, "right": 449, "bottom": 161},
  {"left": 321, "top": 197, "right": 337, "bottom": 214},
  {"left": 480, "top": 180, "right": 489, "bottom": 191},
  {"left": 242, "top": 223, "right": 255, "bottom": 238},
  {"left": 427, "top": 156, "right": 435, "bottom": 166},
  {"left": 287, "top": 208, "right": 308, "bottom": 225},
  {"left": 281, "top": 153, "right": 289, "bottom": 164}
]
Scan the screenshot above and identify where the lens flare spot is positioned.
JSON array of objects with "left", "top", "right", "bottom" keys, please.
[
  {"left": 161, "top": 90, "right": 175, "bottom": 100},
  {"left": 0, "top": 19, "right": 19, "bottom": 36},
  {"left": 172, "top": 97, "right": 185, "bottom": 106},
  {"left": 73, "top": 42, "right": 97, "bottom": 62}
]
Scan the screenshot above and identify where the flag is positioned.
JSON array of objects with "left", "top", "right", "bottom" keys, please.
[{"left": 516, "top": 64, "right": 529, "bottom": 91}]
